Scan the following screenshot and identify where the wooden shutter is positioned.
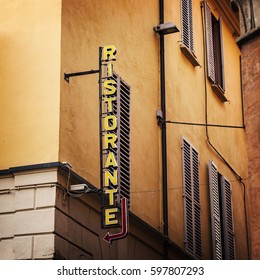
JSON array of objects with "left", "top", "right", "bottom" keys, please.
[
  {"left": 183, "top": 138, "right": 193, "bottom": 254},
  {"left": 114, "top": 73, "right": 131, "bottom": 207},
  {"left": 208, "top": 161, "right": 222, "bottom": 259},
  {"left": 182, "top": 138, "right": 202, "bottom": 258},
  {"left": 204, "top": 1, "right": 216, "bottom": 83},
  {"left": 192, "top": 147, "right": 202, "bottom": 258},
  {"left": 218, "top": 17, "right": 225, "bottom": 90},
  {"left": 220, "top": 177, "right": 235, "bottom": 259},
  {"left": 181, "top": 0, "right": 194, "bottom": 51}
]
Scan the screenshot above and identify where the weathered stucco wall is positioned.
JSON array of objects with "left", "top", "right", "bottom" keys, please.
[
  {"left": 0, "top": 0, "right": 249, "bottom": 260},
  {"left": 60, "top": 0, "right": 161, "bottom": 229},
  {"left": 163, "top": 0, "right": 248, "bottom": 259},
  {"left": 59, "top": 0, "right": 249, "bottom": 259}
]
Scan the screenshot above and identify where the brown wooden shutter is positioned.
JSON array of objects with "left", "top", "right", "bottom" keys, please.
[
  {"left": 204, "top": 1, "right": 216, "bottom": 83},
  {"left": 192, "top": 147, "right": 202, "bottom": 258},
  {"left": 182, "top": 138, "right": 202, "bottom": 259},
  {"left": 181, "top": 0, "right": 194, "bottom": 51},
  {"left": 208, "top": 161, "right": 222, "bottom": 259},
  {"left": 220, "top": 176, "right": 235, "bottom": 259},
  {"left": 113, "top": 73, "right": 131, "bottom": 207},
  {"left": 183, "top": 138, "right": 194, "bottom": 254},
  {"left": 218, "top": 17, "right": 225, "bottom": 90}
]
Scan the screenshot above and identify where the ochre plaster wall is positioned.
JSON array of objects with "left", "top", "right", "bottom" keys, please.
[
  {"left": 60, "top": 0, "right": 161, "bottom": 229},
  {"left": 60, "top": 0, "right": 248, "bottom": 259},
  {"left": 164, "top": 0, "right": 248, "bottom": 258},
  {"left": 0, "top": 0, "right": 249, "bottom": 260},
  {"left": 0, "top": 0, "right": 62, "bottom": 169}
]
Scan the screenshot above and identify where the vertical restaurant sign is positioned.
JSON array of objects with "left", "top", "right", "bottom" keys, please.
[{"left": 100, "top": 45, "right": 128, "bottom": 243}]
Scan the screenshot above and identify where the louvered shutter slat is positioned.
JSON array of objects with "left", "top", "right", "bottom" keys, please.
[
  {"left": 186, "top": 196, "right": 194, "bottom": 252},
  {"left": 181, "top": 0, "right": 194, "bottom": 51},
  {"left": 192, "top": 147, "right": 201, "bottom": 259},
  {"left": 182, "top": 0, "right": 189, "bottom": 48},
  {"left": 204, "top": 1, "right": 216, "bottom": 83},
  {"left": 218, "top": 17, "right": 225, "bottom": 90},
  {"left": 221, "top": 177, "right": 235, "bottom": 260},
  {"left": 194, "top": 204, "right": 202, "bottom": 257},
  {"left": 114, "top": 73, "right": 131, "bottom": 208},
  {"left": 208, "top": 161, "right": 222, "bottom": 260},
  {"left": 189, "top": 0, "right": 194, "bottom": 51},
  {"left": 182, "top": 138, "right": 202, "bottom": 259},
  {"left": 182, "top": 139, "right": 193, "bottom": 254}
]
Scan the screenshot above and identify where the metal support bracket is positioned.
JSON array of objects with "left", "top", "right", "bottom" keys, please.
[{"left": 64, "top": 69, "right": 99, "bottom": 83}]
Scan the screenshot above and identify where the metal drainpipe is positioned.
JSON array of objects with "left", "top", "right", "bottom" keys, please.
[{"left": 159, "top": 0, "right": 169, "bottom": 259}]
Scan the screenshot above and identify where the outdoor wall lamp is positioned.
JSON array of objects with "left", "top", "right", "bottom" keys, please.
[
  {"left": 153, "top": 22, "right": 179, "bottom": 35},
  {"left": 70, "top": 184, "right": 88, "bottom": 191},
  {"left": 69, "top": 183, "right": 100, "bottom": 196}
]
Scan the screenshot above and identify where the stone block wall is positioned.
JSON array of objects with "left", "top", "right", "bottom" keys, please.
[
  {"left": 0, "top": 165, "right": 191, "bottom": 260},
  {"left": 0, "top": 170, "right": 57, "bottom": 259},
  {"left": 54, "top": 185, "right": 165, "bottom": 260}
]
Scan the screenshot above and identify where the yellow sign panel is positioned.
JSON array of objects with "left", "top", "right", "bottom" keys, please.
[{"left": 101, "top": 45, "right": 119, "bottom": 228}]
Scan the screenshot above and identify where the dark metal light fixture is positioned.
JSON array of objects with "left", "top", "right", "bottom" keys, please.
[{"left": 153, "top": 22, "right": 179, "bottom": 35}]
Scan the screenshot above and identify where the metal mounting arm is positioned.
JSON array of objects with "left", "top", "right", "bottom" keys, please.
[{"left": 64, "top": 69, "right": 99, "bottom": 83}]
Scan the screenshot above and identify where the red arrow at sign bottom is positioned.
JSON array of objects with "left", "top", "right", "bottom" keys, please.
[{"left": 103, "top": 197, "right": 128, "bottom": 244}]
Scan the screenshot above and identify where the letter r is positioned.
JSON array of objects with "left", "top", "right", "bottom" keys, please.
[{"left": 102, "top": 45, "right": 117, "bottom": 61}]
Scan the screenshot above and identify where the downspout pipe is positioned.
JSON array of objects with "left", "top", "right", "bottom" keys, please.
[{"left": 159, "top": 0, "right": 169, "bottom": 258}]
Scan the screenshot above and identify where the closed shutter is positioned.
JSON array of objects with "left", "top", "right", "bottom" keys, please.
[
  {"left": 181, "top": 0, "right": 194, "bottom": 51},
  {"left": 204, "top": 1, "right": 216, "bottom": 83},
  {"left": 220, "top": 177, "right": 235, "bottom": 259},
  {"left": 218, "top": 17, "right": 225, "bottom": 90},
  {"left": 192, "top": 148, "right": 202, "bottom": 258},
  {"left": 182, "top": 138, "right": 202, "bottom": 258},
  {"left": 183, "top": 138, "right": 193, "bottom": 254},
  {"left": 208, "top": 161, "right": 222, "bottom": 259},
  {"left": 114, "top": 73, "right": 131, "bottom": 207}
]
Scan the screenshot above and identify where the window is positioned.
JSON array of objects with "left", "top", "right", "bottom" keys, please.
[
  {"left": 181, "top": 0, "right": 194, "bottom": 51},
  {"left": 182, "top": 137, "right": 202, "bottom": 259},
  {"left": 180, "top": 0, "right": 200, "bottom": 67},
  {"left": 110, "top": 73, "right": 131, "bottom": 208},
  {"left": 204, "top": 1, "right": 227, "bottom": 102},
  {"left": 208, "top": 161, "right": 235, "bottom": 259}
]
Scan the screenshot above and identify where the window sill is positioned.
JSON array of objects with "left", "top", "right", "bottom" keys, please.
[
  {"left": 180, "top": 44, "right": 201, "bottom": 67},
  {"left": 211, "top": 84, "right": 228, "bottom": 103}
]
